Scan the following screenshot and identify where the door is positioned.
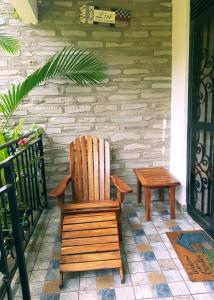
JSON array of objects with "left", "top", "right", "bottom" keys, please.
[{"left": 187, "top": 0, "right": 214, "bottom": 233}]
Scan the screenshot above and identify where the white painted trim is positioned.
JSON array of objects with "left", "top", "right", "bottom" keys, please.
[
  {"left": 9, "top": 0, "right": 38, "bottom": 24},
  {"left": 170, "top": 0, "right": 190, "bottom": 206}
]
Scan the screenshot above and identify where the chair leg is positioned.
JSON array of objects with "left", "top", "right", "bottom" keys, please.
[
  {"left": 59, "top": 272, "right": 63, "bottom": 288},
  {"left": 119, "top": 267, "right": 124, "bottom": 283},
  {"left": 117, "top": 213, "right": 122, "bottom": 241}
]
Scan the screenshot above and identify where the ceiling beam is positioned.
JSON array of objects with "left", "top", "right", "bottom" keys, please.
[{"left": 9, "top": 0, "right": 38, "bottom": 24}]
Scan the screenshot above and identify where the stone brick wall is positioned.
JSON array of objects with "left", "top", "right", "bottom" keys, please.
[{"left": 0, "top": 0, "right": 172, "bottom": 197}]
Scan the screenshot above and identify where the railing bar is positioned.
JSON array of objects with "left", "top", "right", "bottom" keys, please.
[
  {"left": 24, "top": 151, "right": 33, "bottom": 209},
  {"left": 28, "top": 147, "right": 36, "bottom": 210},
  {"left": 38, "top": 136, "right": 48, "bottom": 208},
  {"left": 4, "top": 164, "right": 31, "bottom": 300},
  {"left": 0, "top": 222, "right": 13, "bottom": 300},
  {"left": 20, "top": 153, "right": 29, "bottom": 207},
  {"left": 15, "top": 155, "right": 25, "bottom": 206},
  {"left": 31, "top": 144, "right": 40, "bottom": 211}
]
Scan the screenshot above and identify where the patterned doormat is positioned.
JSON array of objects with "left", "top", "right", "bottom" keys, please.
[{"left": 167, "top": 230, "right": 214, "bottom": 281}]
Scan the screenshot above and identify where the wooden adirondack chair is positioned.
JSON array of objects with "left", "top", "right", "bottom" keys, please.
[{"left": 49, "top": 136, "right": 132, "bottom": 285}]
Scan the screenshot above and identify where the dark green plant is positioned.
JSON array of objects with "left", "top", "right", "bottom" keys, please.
[
  {"left": 0, "top": 31, "right": 20, "bottom": 54},
  {"left": 0, "top": 46, "right": 106, "bottom": 129}
]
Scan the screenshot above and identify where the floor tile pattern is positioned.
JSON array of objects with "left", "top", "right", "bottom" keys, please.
[{"left": 11, "top": 199, "right": 214, "bottom": 299}]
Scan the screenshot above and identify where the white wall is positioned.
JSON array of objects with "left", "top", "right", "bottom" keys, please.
[
  {"left": 9, "top": 0, "right": 38, "bottom": 24},
  {"left": 170, "top": 0, "right": 190, "bottom": 206}
]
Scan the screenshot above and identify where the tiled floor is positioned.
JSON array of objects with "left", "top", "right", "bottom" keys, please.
[{"left": 12, "top": 199, "right": 214, "bottom": 299}]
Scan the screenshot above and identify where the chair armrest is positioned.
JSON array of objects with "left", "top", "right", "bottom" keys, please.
[
  {"left": 111, "top": 175, "right": 132, "bottom": 194},
  {"left": 48, "top": 175, "right": 72, "bottom": 198}
]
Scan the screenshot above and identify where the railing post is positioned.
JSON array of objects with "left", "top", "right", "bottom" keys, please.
[
  {"left": 38, "top": 135, "right": 48, "bottom": 208},
  {"left": 0, "top": 221, "right": 13, "bottom": 300},
  {"left": 4, "top": 163, "right": 31, "bottom": 300}
]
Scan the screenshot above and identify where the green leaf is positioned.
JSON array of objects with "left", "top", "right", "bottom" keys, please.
[
  {"left": 0, "top": 32, "right": 20, "bottom": 54},
  {"left": 0, "top": 131, "right": 7, "bottom": 162},
  {"left": 0, "top": 46, "right": 106, "bottom": 127}
]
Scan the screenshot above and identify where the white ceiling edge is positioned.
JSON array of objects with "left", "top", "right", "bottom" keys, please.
[{"left": 9, "top": 0, "right": 38, "bottom": 24}]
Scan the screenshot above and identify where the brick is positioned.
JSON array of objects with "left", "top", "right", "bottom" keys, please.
[
  {"left": 152, "top": 83, "right": 171, "bottom": 88},
  {"left": 111, "top": 133, "right": 140, "bottom": 142},
  {"left": 65, "top": 106, "right": 91, "bottom": 114},
  {"left": 107, "top": 69, "right": 122, "bottom": 75},
  {"left": 54, "top": 1, "right": 73, "bottom": 6},
  {"left": 92, "top": 31, "right": 121, "bottom": 38},
  {"left": 61, "top": 30, "right": 87, "bottom": 37},
  {"left": 108, "top": 95, "right": 138, "bottom": 101},
  {"left": 49, "top": 117, "right": 75, "bottom": 124},
  {"left": 106, "top": 42, "right": 133, "bottom": 48},
  {"left": 124, "top": 144, "right": 151, "bottom": 151},
  {"left": 77, "top": 117, "right": 106, "bottom": 123},
  {"left": 121, "top": 104, "right": 147, "bottom": 111},
  {"left": 115, "top": 153, "right": 140, "bottom": 160},
  {"left": 111, "top": 115, "right": 142, "bottom": 123},
  {"left": 123, "top": 69, "right": 150, "bottom": 75},
  {"left": 77, "top": 41, "right": 103, "bottom": 48},
  {"left": 151, "top": 31, "right": 171, "bottom": 37},
  {"left": 77, "top": 96, "right": 96, "bottom": 103},
  {"left": 124, "top": 31, "right": 149, "bottom": 38},
  {"left": 96, "top": 86, "right": 118, "bottom": 92},
  {"left": 65, "top": 86, "right": 92, "bottom": 93},
  {"left": 94, "top": 105, "right": 117, "bottom": 113}
]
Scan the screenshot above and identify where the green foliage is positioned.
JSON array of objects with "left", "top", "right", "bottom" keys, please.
[
  {"left": 0, "top": 31, "right": 20, "bottom": 55},
  {"left": 0, "top": 46, "right": 106, "bottom": 128}
]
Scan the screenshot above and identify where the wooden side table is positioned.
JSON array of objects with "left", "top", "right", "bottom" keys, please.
[{"left": 133, "top": 167, "right": 180, "bottom": 221}]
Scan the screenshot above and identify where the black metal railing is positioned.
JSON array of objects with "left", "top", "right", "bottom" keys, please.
[{"left": 0, "top": 130, "right": 47, "bottom": 300}]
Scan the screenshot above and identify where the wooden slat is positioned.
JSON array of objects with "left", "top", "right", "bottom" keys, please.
[
  {"left": 99, "top": 138, "right": 105, "bottom": 200},
  {"left": 75, "top": 138, "right": 83, "bottom": 202},
  {"left": 81, "top": 136, "right": 88, "bottom": 201},
  {"left": 62, "top": 235, "right": 119, "bottom": 247},
  {"left": 61, "top": 242, "right": 119, "bottom": 255},
  {"left": 61, "top": 251, "right": 120, "bottom": 264},
  {"left": 63, "top": 212, "right": 115, "bottom": 219},
  {"left": 104, "top": 141, "right": 110, "bottom": 200},
  {"left": 63, "top": 214, "right": 116, "bottom": 225},
  {"left": 63, "top": 207, "right": 120, "bottom": 215},
  {"left": 63, "top": 200, "right": 119, "bottom": 211},
  {"left": 69, "top": 142, "right": 76, "bottom": 200},
  {"left": 62, "top": 228, "right": 118, "bottom": 239},
  {"left": 63, "top": 220, "right": 117, "bottom": 231},
  {"left": 93, "top": 137, "right": 99, "bottom": 201},
  {"left": 87, "top": 136, "right": 94, "bottom": 200},
  {"left": 60, "top": 259, "right": 121, "bottom": 272}
]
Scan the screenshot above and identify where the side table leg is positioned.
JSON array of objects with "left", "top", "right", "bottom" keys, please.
[
  {"left": 169, "top": 185, "right": 175, "bottom": 219},
  {"left": 144, "top": 188, "right": 151, "bottom": 221},
  {"left": 159, "top": 189, "right": 164, "bottom": 201},
  {"left": 137, "top": 179, "right": 142, "bottom": 203}
]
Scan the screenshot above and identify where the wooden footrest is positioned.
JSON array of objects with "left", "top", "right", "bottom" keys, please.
[{"left": 60, "top": 212, "right": 123, "bottom": 286}]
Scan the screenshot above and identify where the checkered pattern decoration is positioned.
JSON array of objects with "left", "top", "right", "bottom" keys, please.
[{"left": 115, "top": 9, "right": 131, "bottom": 21}]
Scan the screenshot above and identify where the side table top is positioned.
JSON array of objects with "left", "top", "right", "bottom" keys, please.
[{"left": 133, "top": 167, "right": 179, "bottom": 188}]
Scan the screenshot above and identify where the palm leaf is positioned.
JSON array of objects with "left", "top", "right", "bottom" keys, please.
[
  {"left": 0, "top": 33, "right": 20, "bottom": 54},
  {"left": 0, "top": 46, "right": 106, "bottom": 126}
]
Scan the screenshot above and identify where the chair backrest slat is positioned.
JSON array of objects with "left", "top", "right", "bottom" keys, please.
[
  {"left": 69, "top": 142, "right": 76, "bottom": 200},
  {"left": 81, "top": 136, "right": 88, "bottom": 201},
  {"left": 87, "top": 136, "right": 94, "bottom": 201},
  {"left": 104, "top": 141, "right": 110, "bottom": 200},
  {"left": 99, "top": 138, "right": 105, "bottom": 200},
  {"left": 75, "top": 138, "right": 83, "bottom": 202},
  {"left": 69, "top": 136, "right": 110, "bottom": 202},
  {"left": 93, "top": 137, "right": 99, "bottom": 201}
]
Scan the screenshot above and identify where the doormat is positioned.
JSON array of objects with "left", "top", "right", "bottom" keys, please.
[{"left": 167, "top": 230, "right": 214, "bottom": 281}]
